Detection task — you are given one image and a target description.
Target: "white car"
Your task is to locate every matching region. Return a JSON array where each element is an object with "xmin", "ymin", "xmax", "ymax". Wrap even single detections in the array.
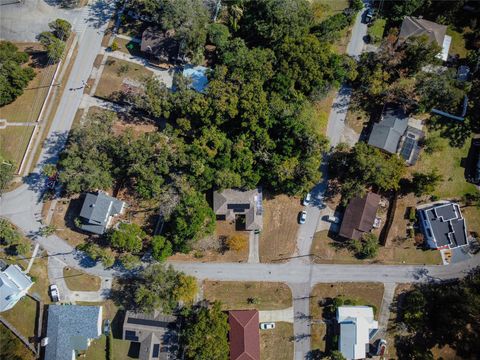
[
  {"xmin": 49, "ymin": 284, "xmax": 60, "ymax": 302},
  {"xmin": 260, "ymin": 322, "xmax": 275, "ymax": 330},
  {"xmin": 302, "ymin": 193, "xmax": 312, "ymax": 206},
  {"xmin": 299, "ymin": 211, "xmax": 307, "ymax": 224},
  {"xmin": 326, "ymin": 215, "xmax": 340, "ymax": 224}
]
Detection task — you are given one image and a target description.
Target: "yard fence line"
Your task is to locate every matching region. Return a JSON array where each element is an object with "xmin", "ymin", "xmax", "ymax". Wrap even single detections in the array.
[
  {"xmin": 0, "ymin": 315, "xmax": 38, "ymax": 355},
  {"xmin": 17, "ymin": 34, "xmax": 78, "ymax": 176}
]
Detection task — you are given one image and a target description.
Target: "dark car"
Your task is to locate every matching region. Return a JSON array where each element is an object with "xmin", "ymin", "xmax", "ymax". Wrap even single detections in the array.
[{"xmin": 364, "ymin": 8, "xmax": 375, "ymax": 24}]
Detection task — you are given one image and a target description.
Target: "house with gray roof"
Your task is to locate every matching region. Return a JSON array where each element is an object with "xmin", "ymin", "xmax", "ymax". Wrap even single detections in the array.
[
  {"xmin": 418, "ymin": 202, "xmax": 468, "ymax": 249},
  {"xmin": 399, "ymin": 16, "xmax": 451, "ymax": 61},
  {"xmin": 79, "ymin": 192, "xmax": 125, "ymax": 235},
  {"xmin": 0, "ymin": 263, "xmax": 34, "ymax": 312},
  {"xmin": 44, "ymin": 305, "xmax": 102, "ymax": 360},
  {"xmin": 368, "ymin": 106, "xmax": 424, "ymax": 166},
  {"xmin": 123, "ymin": 311, "xmax": 177, "ymax": 360},
  {"xmin": 213, "ymin": 188, "xmax": 263, "ymax": 231}
]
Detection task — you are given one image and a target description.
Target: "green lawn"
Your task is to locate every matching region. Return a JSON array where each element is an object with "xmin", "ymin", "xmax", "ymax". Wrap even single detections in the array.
[
  {"xmin": 368, "ymin": 18, "xmax": 386, "ymax": 44},
  {"xmin": 95, "ymin": 57, "xmax": 153, "ymax": 100},
  {"xmin": 311, "ymin": 0, "xmax": 350, "ymax": 23},
  {"xmin": 0, "ymin": 125, "xmax": 35, "ymax": 170},
  {"xmin": 446, "ymin": 27, "xmax": 468, "ymax": 58},
  {"xmin": 84, "ymin": 335, "xmax": 106, "ymax": 359},
  {"xmin": 114, "ymin": 37, "xmax": 142, "ymax": 57},
  {"xmin": 2, "ymin": 296, "xmax": 37, "ymax": 339}
]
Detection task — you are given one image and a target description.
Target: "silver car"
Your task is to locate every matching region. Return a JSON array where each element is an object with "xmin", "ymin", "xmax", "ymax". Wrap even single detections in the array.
[{"xmin": 299, "ymin": 211, "xmax": 307, "ymax": 224}]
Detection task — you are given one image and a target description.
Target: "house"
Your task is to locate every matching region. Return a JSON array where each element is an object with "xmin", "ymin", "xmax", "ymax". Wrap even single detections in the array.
[
  {"xmin": 229, "ymin": 310, "xmax": 260, "ymax": 360},
  {"xmin": 78, "ymin": 192, "xmax": 125, "ymax": 235},
  {"xmin": 182, "ymin": 65, "xmax": 209, "ymax": 92},
  {"xmin": 418, "ymin": 202, "xmax": 468, "ymax": 249},
  {"xmin": 44, "ymin": 305, "xmax": 102, "ymax": 360},
  {"xmin": 122, "ymin": 311, "xmax": 177, "ymax": 360},
  {"xmin": 398, "ymin": 16, "xmax": 451, "ymax": 61},
  {"xmin": 368, "ymin": 106, "xmax": 424, "ymax": 166},
  {"xmin": 213, "ymin": 188, "xmax": 263, "ymax": 231},
  {"xmin": 465, "ymin": 136, "xmax": 480, "ymax": 184},
  {"xmin": 0, "ymin": 263, "xmax": 34, "ymax": 312},
  {"xmin": 339, "ymin": 193, "xmax": 381, "ymax": 240},
  {"xmin": 141, "ymin": 27, "xmax": 181, "ymax": 66},
  {"xmin": 337, "ymin": 306, "xmax": 378, "ymax": 360}
]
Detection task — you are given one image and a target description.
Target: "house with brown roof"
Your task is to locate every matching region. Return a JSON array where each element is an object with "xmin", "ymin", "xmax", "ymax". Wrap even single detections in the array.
[
  {"xmin": 122, "ymin": 311, "xmax": 177, "ymax": 360},
  {"xmin": 398, "ymin": 16, "xmax": 451, "ymax": 61},
  {"xmin": 339, "ymin": 193, "xmax": 381, "ymax": 240},
  {"xmin": 213, "ymin": 188, "xmax": 263, "ymax": 231},
  {"xmin": 229, "ymin": 310, "xmax": 260, "ymax": 360},
  {"xmin": 140, "ymin": 27, "xmax": 182, "ymax": 66}
]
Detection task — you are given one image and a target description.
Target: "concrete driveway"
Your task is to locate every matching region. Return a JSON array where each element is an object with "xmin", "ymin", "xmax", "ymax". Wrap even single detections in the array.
[{"xmin": 259, "ymin": 307, "xmax": 294, "ymax": 323}]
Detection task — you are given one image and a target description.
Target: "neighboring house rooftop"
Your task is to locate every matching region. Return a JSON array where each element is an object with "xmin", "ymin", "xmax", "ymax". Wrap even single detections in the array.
[
  {"xmin": 418, "ymin": 202, "xmax": 468, "ymax": 249},
  {"xmin": 79, "ymin": 192, "xmax": 125, "ymax": 235},
  {"xmin": 337, "ymin": 306, "xmax": 378, "ymax": 360},
  {"xmin": 339, "ymin": 193, "xmax": 381, "ymax": 240},
  {"xmin": 182, "ymin": 65, "xmax": 209, "ymax": 92},
  {"xmin": 398, "ymin": 16, "xmax": 451, "ymax": 61},
  {"xmin": 123, "ymin": 311, "xmax": 177, "ymax": 360},
  {"xmin": 213, "ymin": 188, "xmax": 263, "ymax": 231},
  {"xmin": 44, "ymin": 305, "xmax": 102, "ymax": 360},
  {"xmin": 465, "ymin": 137, "xmax": 480, "ymax": 184},
  {"xmin": 0, "ymin": 264, "xmax": 33, "ymax": 312},
  {"xmin": 141, "ymin": 27, "xmax": 181, "ymax": 64},
  {"xmin": 229, "ymin": 310, "xmax": 260, "ymax": 360}
]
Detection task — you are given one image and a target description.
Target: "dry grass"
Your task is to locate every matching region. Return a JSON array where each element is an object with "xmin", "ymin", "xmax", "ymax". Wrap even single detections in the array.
[
  {"xmin": 310, "ymin": 282, "xmax": 384, "ymax": 352},
  {"xmin": 204, "ymin": 281, "xmax": 292, "ymax": 311},
  {"xmin": 313, "ymin": 89, "xmax": 337, "ymax": 136},
  {"xmin": 259, "ymin": 194, "xmax": 303, "ymax": 263},
  {"xmin": 0, "ymin": 324, "xmax": 35, "ymax": 360},
  {"xmin": 345, "ymin": 107, "xmax": 369, "ymax": 135},
  {"xmin": 0, "ymin": 125, "xmax": 35, "ymax": 169},
  {"xmin": 2, "ymin": 295, "xmax": 37, "ymax": 339},
  {"xmin": 311, "ymin": 230, "xmax": 441, "ymax": 265},
  {"xmin": 114, "ymin": 37, "xmax": 142, "ymax": 56},
  {"xmin": 95, "ymin": 57, "xmax": 153, "ymax": 100},
  {"xmin": 29, "ymin": 256, "xmax": 51, "ymax": 303},
  {"xmin": 63, "ymin": 267, "xmax": 101, "ymax": 292},
  {"xmin": 50, "ymin": 196, "xmax": 90, "ymax": 248},
  {"xmin": 311, "ymin": 0, "xmax": 350, "ymax": 23},
  {"xmin": 84, "ymin": 334, "xmax": 106, "ymax": 359},
  {"xmin": 462, "ymin": 206, "xmax": 480, "ymax": 235},
  {"xmin": 260, "ymin": 322, "xmax": 294, "ymax": 360}
]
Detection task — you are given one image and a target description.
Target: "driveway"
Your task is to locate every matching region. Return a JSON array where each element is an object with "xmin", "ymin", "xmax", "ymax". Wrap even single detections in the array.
[{"xmin": 259, "ymin": 307, "xmax": 294, "ymax": 323}]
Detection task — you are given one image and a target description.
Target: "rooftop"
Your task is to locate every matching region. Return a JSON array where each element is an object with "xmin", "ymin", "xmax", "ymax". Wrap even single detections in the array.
[
  {"xmin": 79, "ymin": 192, "xmax": 125, "ymax": 234},
  {"xmin": 229, "ymin": 310, "xmax": 260, "ymax": 360},
  {"xmin": 368, "ymin": 107, "xmax": 409, "ymax": 154},
  {"xmin": 339, "ymin": 193, "xmax": 381, "ymax": 240},
  {"xmin": 44, "ymin": 305, "xmax": 102, "ymax": 360},
  {"xmin": 141, "ymin": 27, "xmax": 181, "ymax": 63},
  {"xmin": 0, "ymin": 264, "xmax": 34, "ymax": 312}
]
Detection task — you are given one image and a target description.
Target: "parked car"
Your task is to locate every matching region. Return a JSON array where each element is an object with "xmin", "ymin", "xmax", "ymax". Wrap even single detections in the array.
[
  {"xmin": 299, "ymin": 211, "xmax": 307, "ymax": 224},
  {"xmin": 325, "ymin": 215, "xmax": 340, "ymax": 224},
  {"xmin": 364, "ymin": 7, "xmax": 375, "ymax": 24},
  {"xmin": 260, "ymin": 322, "xmax": 275, "ymax": 330},
  {"xmin": 303, "ymin": 193, "xmax": 312, "ymax": 206},
  {"xmin": 104, "ymin": 319, "xmax": 110, "ymax": 335},
  {"xmin": 49, "ymin": 284, "xmax": 60, "ymax": 302}
]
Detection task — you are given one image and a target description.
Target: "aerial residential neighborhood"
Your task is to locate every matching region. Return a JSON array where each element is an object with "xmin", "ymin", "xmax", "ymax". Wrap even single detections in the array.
[{"xmin": 0, "ymin": 0, "xmax": 480, "ymax": 360}]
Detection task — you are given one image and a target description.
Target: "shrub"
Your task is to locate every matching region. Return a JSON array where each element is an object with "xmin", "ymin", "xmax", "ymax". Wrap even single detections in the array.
[
  {"xmin": 151, "ymin": 235, "xmax": 173, "ymax": 262},
  {"xmin": 226, "ymin": 235, "xmax": 248, "ymax": 252},
  {"xmin": 409, "ymin": 207, "xmax": 416, "ymax": 222},
  {"xmin": 110, "ymin": 39, "xmax": 119, "ymax": 52}
]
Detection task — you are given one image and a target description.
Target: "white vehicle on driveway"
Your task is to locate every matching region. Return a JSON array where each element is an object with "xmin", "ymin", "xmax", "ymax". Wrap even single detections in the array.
[
  {"xmin": 49, "ymin": 284, "xmax": 60, "ymax": 302},
  {"xmin": 302, "ymin": 193, "xmax": 312, "ymax": 206},
  {"xmin": 299, "ymin": 211, "xmax": 307, "ymax": 224},
  {"xmin": 325, "ymin": 215, "xmax": 340, "ymax": 224},
  {"xmin": 260, "ymin": 322, "xmax": 275, "ymax": 330}
]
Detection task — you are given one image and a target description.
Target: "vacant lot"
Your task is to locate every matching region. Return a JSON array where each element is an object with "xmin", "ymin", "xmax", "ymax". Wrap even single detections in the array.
[
  {"xmin": 204, "ymin": 281, "xmax": 292, "ymax": 310},
  {"xmin": 2, "ymin": 295, "xmax": 37, "ymax": 339},
  {"xmin": 259, "ymin": 194, "xmax": 303, "ymax": 262},
  {"xmin": 311, "ymin": 0, "xmax": 350, "ymax": 23},
  {"xmin": 313, "ymin": 89, "xmax": 337, "ymax": 136},
  {"xmin": 95, "ymin": 57, "xmax": 153, "ymax": 100},
  {"xmin": 310, "ymin": 282, "xmax": 384, "ymax": 352},
  {"xmin": 368, "ymin": 18, "xmax": 386, "ymax": 44},
  {"xmin": 261, "ymin": 322, "xmax": 294, "ymax": 360},
  {"xmin": 311, "ymin": 230, "xmax": 441, "ymax": 265},
  {"xmin": 63, "ymin": 267, "xmax": 101, "ymax": 292},
  {"xmin": 0, "ymin": 125, "xmax": 35, "ymax": 169}
]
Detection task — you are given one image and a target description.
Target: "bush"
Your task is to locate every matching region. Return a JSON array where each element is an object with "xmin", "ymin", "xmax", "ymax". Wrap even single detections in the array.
[
  {"xmin": 119, "ymin": 253, "xmax": 141, "ymax": 270},
  {"xmin": 349, "ymin": 233, "xmax": 379, "ymax": 259},
  {"xmin": 409, "ymin": 207, "xmax": 416, "ymax": 222},
  {"xmin": 0, "ymin": 219, "xmax": 21, "ymax": 245},
  {"xmin": 117, "ymin": 63, "xmax": 130, "ymax": 76},
  {"xmin": 15, "ymin": 243, "xmax": 30, "ymax": 256},
  {"xmin": 226, "ymin": 235, "xmax": 248, "ymax": 252},
  {"xmin": 151, "ymin": 235, "xmax": 173, "ymax": 262},
  {"xmin": 313, "ymin": 13, "xmax": 353, "ymax": 42},
  {"xmin": 109, "ymin": 223, "xmax": 146, "ymax": 253},
  {"xmin": 110, "ymin": 39, "xmax": 119, "ymax": 52}
]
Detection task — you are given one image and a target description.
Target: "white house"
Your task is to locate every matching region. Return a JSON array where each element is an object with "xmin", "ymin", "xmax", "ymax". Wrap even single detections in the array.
[
  {"xmin": 337, "ymin": 306, "xmax": 378, "ymax": 360},
  {"xmin": 0, "ymin": 264, "xmax": 34, "ymax": 312}
]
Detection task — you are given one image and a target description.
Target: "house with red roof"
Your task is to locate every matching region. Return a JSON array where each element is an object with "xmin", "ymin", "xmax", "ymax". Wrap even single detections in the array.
[{"xmin": 228, "ymin": 310, "xmax": 260, "ymax": 360}]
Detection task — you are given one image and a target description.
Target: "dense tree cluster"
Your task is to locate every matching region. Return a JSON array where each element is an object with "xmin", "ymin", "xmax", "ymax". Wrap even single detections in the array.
[
  {"xmin": 397, "ymin": 268, "xmax": 480, "ymax": 358},
  {"xmin": 38, "ymin": 19, "xmax": 71, "ymax": 63},
  {"xmin": 0, "ymin": 41, "xmax": 35, "ymax": 107}
]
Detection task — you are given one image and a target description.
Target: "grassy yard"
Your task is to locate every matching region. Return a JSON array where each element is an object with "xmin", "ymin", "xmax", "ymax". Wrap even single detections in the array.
[
  {"xmin": 412, "ymin": 132, "xmax": 478, "ymax": 199},
  {"xmin": 63, "ymin": 267, "xmax": 101, "ymax": 292},
  {"xmin": 310, "ymin": 282, "xmax": 384, "ymax": 352},
  {"xmin": 50, "ymin": 196, "xmax": 90, "ymax": 248},
  {"xmin": 29, "ymin": 256, "xmax": 51, "ymax": 303},
  {"xmin": 311, "ymin": 0, "xmax": 350, "ymax": 23},
  {"xmin": 345, "ymin": 106, "xmax": 369, "ymax": 135},
  {"xmin": 260, "ymin": 322, "xmax": 294, "ymax": 360},
  {"xmin": 114, "ymin": 37, "xmax": 142, "ymax": 57},
  {"xmin": 313, "ymin": 89, "xmax": 337, "ymax": 136},
  {"xmin": 368, "ymin": 18, "xmax": 386, "ymax": 44},
  {"xmin": 311, "ymin": 230, "xmax": 442, "ymax": 265},
  {"xmin": 0, "ymin": 324, "xmax": 35, "ymax": 360},
  {"xmin": 2, "ymin": 295, "xmax": 37, "ymax": 339},
  {"xmin": 95, "ymin": 57, "xmax": 153, "ymax": 100},
  {"xmin": 84, "ymin": 334, "xmax": 106, "ymax": 359},
  {"xmin": 0, "ymin": 125, "xmax": 34, "ymax": 169},
  {"xmin": 204, "ymin": 281, "xmax": 292, "ymax": 310},
  {"xmin": 446, "ymin": 27, "xmax": 468, "ymax": 58},
  {"xmin": 259, "ymin": 194, "xmax": 303, "ymax": 262}
]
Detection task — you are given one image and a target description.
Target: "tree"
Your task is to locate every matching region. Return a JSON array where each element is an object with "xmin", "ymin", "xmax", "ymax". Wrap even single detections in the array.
[
  {"xmin": 14, "ymin": 242, "xmax": 30, "ymax": 256},
  {"xmin": 0, "ymin": 157, "xmax": 15, "ymax": 195},
  {"xmin": 349, "ymin": 233, "xmax": 379, "ymax": 259},
  {"xmin": 119, "ymin": 253, "xmax": 141, "ymax": 270},
  {"xmin": 39, "ymin": 224, "xmax": 56, "ymax": 236},
  {"xmin": 172, "ymin": 274, "xmax": 198, "ymax": 304},
  {"xmin": 38, "ymin": 32, "xmax": 65, "ymax": 63},
  {"xmin": 226, "ymin": 234, "xmax": 248, "ymax": 251},
  {"xmin": 0, "ymin": 41, "xmax": 35, "ymax": 106},
  {"xmin": 411, "ymin": 169, "xmax": 443, "ymax": 197},
  {"xmin": 48, "ymin": 19, "xmax": 72, "ymax": 41},
  {"xmin": 327, "ymin": 350, "xmax": 347, "ymax": 360},
  {"xmin": 151, "ymin": 235, "xmax": 173, "ymax": 261},
  {"xmin": 110, "ymin": 223, "xmax": 146, "ymax": 253},
  {"xmin": 179, "ymin": 302, "xmax": 229, "ymax": 360},
  {"xmin": 41, "ymin": 163, "xmax": 57, "ymax": 178},
  {"xmin": 207, "ymin": 23, "xmax": 230, "ymax": 49},
  {"xmin": 422, "ymin": 134, "xmax": 445, "ymax": 154},
  {"xmin": 0, "ymin": 219, "xmax": 21, "ymax": 245}
]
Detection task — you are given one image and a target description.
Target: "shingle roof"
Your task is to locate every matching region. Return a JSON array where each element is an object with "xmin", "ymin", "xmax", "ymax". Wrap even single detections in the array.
[
  {"xmin": 421, "ymin": 203, "xmax": 467, "ymax": 248},
  {"xmin": 79, "ymin": 192, "xmax": 125, "ymax": 235},
  {"xmin": 44, "ymin": 305, "xmax": 102, "ymax": 360},
  {"xmin": 368, "ymin": 107, "xmax": 408, "ymax": 154},
  {"xmin": 339, "ymin": 193, "xmax": 381, "ymax": 240},
  {"xmin": 399, "ymin": 16, "xmax": 447, "ymax": 47},
  {"xmin": 0, "ymin": 265, "xmax": 33, "ymax": 312},
  {"xmin": 141, "ymin": 27, "xmax": 180, "ymax": 63},
  {"xmin": 229, "ymin": 310, "xmax": 260, "ymax": 360}
]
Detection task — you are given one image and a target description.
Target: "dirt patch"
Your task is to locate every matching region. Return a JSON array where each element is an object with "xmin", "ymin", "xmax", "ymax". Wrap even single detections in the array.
[
  {"xmin": 259, "ymin": 194, "xmax": 303, "ymax": 263},
  {"xmin": 63, "ymin": 267, "xmax": 101, "ymax": 292},
  {"xmin": 260, "ymin": 322, "xmax": 294, "ymax": 360},
  {"xmin": 203, "ymin": 281, "xmax": 292, "ymax": 311},
  {"xmin": 310, "ymin": 282, "xmax": 384, "ymax": 353},
  {"xmin": 111, "ymin": 119, "xmax": 157, "ymax": 136},
  {"xmin": 345, "ymin": 107, "xmax": 369, "ymax": 135}
]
